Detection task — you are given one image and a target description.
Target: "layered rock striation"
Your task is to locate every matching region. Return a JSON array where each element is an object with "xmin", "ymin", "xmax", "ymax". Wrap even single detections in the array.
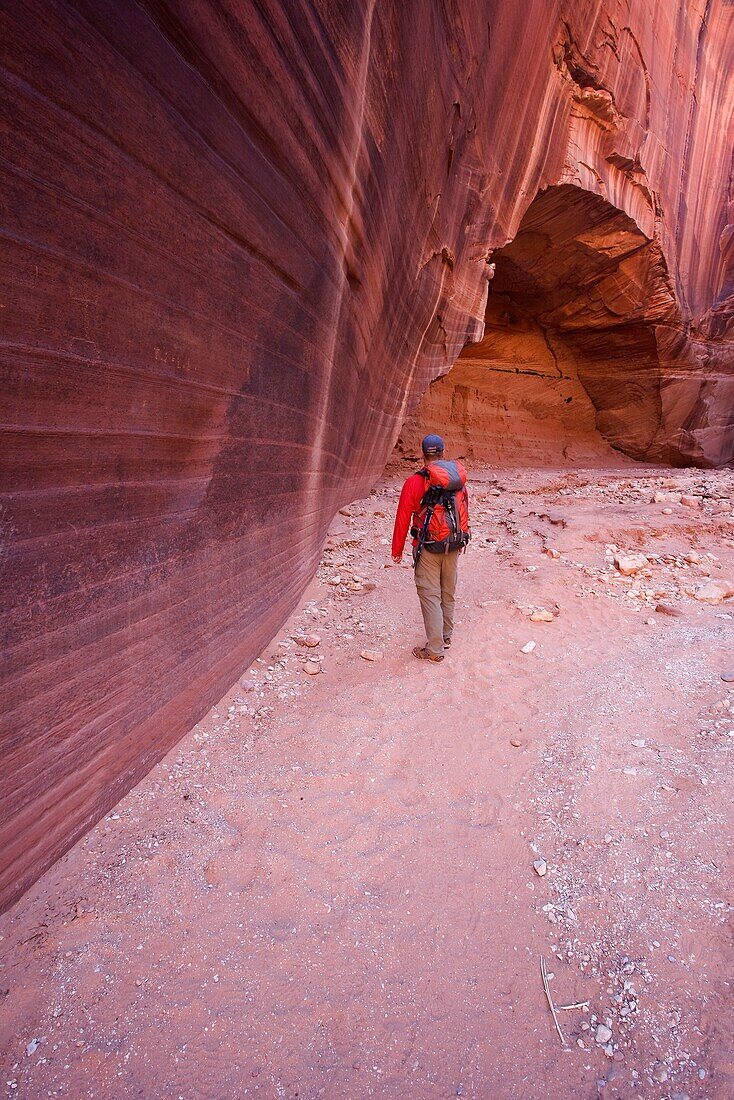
[{"xmin": 1, "ymin": 0, "xmax": 732, "ymax": 909}]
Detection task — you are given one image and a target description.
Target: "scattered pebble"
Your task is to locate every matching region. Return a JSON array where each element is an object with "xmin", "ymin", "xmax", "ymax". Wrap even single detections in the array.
[
  {"xmin": 530, "ymin": 609, "xmax": 554, "ymax": 623},
  {"xmin": 532, "ymin": 859, "xmax": 547, "ymax": 877},
  {"xmin": 521, "ymin": 641, "xmax": 536, "ymax": 654}
]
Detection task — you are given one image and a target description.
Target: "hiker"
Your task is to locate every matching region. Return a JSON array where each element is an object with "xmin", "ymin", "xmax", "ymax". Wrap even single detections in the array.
[{"xmin": 391, "ymin": 434, "xmax": 470, "ymax": 662}]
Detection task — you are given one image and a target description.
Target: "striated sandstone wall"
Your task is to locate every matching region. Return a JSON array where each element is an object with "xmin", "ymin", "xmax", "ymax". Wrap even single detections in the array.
[{"xmin": 1, "ymin": 0, "xmax": 733, "ymax": 909}]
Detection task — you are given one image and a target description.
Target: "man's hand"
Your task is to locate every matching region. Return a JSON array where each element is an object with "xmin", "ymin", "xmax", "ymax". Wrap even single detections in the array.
[{"xmin": 392, "ymin": 554, "xmax": 402, "ymax": 564}]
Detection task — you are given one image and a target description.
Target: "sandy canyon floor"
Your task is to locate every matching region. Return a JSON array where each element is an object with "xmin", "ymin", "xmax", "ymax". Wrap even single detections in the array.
[{"xmin": 1, "ymin": 462, "xmax": 733, "ymax": 1099}]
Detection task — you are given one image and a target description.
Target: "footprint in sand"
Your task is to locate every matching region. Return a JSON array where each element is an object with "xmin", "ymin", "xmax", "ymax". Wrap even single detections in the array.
[{"xmin": 465, "ymin": 790, "xmax": 504, "ymax": 829}]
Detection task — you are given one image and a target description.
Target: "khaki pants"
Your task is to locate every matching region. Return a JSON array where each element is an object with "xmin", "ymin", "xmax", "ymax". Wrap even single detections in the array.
[{"xmin": 414, "ymin": 549, "xmax": 459, "ymax": 657}]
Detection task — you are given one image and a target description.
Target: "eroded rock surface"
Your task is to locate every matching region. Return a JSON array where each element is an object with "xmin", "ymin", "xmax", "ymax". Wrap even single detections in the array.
[{"xmin": 1, "ymin": 1, "xmax": 733, "ymax": 908}]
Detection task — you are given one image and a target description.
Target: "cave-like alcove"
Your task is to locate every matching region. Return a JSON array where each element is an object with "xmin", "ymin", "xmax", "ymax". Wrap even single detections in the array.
[{"xmin": 399, "ymin": 184, "xmax": 677, "ymax": 466}]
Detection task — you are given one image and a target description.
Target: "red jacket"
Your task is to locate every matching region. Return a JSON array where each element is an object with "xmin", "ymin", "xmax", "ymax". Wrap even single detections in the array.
[{"xmin": 392, "ymin": 470, "xmax": 471, "ymax": 558}]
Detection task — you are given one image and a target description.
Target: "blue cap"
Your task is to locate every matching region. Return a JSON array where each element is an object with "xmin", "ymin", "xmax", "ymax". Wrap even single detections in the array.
[{"xmin": 421, "ymin": 433, "xmax": 444, "ymax": 455}]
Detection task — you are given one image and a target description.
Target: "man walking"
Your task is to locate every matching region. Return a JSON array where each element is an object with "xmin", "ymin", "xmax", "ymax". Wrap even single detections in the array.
[{"xmin": 391, "ymin": 434, "xmax": 470, "ymax": 663}]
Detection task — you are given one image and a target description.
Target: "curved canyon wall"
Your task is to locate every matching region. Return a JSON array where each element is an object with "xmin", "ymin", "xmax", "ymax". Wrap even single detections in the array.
[{"xmin": 1, "ymin": 0, "xmax": 732, "ymax": 910}]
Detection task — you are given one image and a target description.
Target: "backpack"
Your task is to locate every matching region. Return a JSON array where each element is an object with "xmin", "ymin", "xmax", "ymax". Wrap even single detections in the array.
[{"xmin": 412, "ymin": 460, "xmax": 470, "ymax": 556}]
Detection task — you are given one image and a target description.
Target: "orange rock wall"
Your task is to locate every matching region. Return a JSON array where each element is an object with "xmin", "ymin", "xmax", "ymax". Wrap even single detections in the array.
[{"xmin": 1, "ymin": 0, "xmax": 732, "ymax": 909}]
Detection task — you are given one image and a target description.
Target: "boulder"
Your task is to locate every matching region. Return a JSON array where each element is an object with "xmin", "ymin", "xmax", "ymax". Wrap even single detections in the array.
[
  {"xmin": 693, "ymin": 581, "xmax": 734, "ymax": 604},
  {"xmin": 614, "ymin": 552, "xmax": 649, "ymax": 576}
]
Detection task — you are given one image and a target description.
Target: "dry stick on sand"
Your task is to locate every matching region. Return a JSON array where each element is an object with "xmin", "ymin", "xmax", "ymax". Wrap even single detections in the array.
[
  {"xmin": 540, "ymin": 955, "xmax": 566, "ymax": 1046},
  {"xmin": 557, "ymin": 1000, "xmax": 590, "ymax": 1011}
]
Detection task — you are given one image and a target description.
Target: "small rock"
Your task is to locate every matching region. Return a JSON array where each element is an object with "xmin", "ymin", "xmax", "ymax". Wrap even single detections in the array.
[
  {"xmin": 360, "ymin": 650, "xmax": 381, "ymax": 662},
  {"xmin": 530, "ymin": 609, "xmax": 554, "ymax": 623},
  {"xmin": 721, "ymin": 671, "xmax": 734, "ymax": 683},
  {"xmin": 595, "ymin": 1024, "xmax": 613, "ymax": 1045},
  {"xmin": 545, "ymin": 547, "xmax": 561, "ymax": 559},
  {"xmin": 693, "ymin": 579, "xmax": 733, "ymax": 604},
  {"xmin": 684, "ymin": 550, "xmax": 702, "ymax": 564},
  {"xmin": 510, "ymin": 738, "xmax": 522, "ymax": 747},
  {"xmin": 26, "ymin": 1038, "xmax": 41, "ymax": 1056},
  {"xmin": 662, "ymin": 507, "xmax": 673, "ymax": 515},
  {"xmin": 303, "ymin": 661, "xmax": 321, "ymax": 676},
  {"xmin": 532, "ymin": 859, "xmax": 547, "ymax": 877},
  {"xmin": 613, "ymin": 552, "xmax": 648, "ymax": 576},
  {"xmin": 680, "ymin": 495, "xmax": 700, "ymax": 508},
  {"xmin": 655, "ymin": 602, "xmax": 683, "ymax": 617},
  {"xmin": 631, "ymin": 738, "xmax": 646, "ymax": 748},
  {"xmin": 521, "ymin": 641, "xmax": 536, "ymax": 654},
  {"xmin": 301, "ymin": 634, "xmax": 321, "ymax": 648}
]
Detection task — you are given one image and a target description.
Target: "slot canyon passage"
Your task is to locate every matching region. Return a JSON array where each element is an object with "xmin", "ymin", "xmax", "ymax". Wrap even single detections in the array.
[{"xmin": 1, "ymin": 1, "xmax": 734, "ymax": 1098}]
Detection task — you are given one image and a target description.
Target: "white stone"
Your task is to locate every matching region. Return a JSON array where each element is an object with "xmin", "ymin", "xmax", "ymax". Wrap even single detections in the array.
[{"xmin": 613, "ymin": 552, "xmax": 648, "ymax": 576}]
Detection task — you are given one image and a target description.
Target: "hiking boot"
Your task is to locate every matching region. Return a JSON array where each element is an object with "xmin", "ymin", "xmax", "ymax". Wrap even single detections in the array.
[{"xmin": 412, "ymin": 646, "xmax": 444, "ymax": 663}]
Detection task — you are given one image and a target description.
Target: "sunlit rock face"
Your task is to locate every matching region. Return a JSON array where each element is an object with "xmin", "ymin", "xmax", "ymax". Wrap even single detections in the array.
[
  {"xmin": 1, "ymin": 1, "xmax": 732, "ymax": 909},
  {"xmin": 401, "ymin": 4, "xmax": 734, "ymax": 468},
  {"xmin": 402, "ymin": 183, "xmax": 734, "ymax": 467}
]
